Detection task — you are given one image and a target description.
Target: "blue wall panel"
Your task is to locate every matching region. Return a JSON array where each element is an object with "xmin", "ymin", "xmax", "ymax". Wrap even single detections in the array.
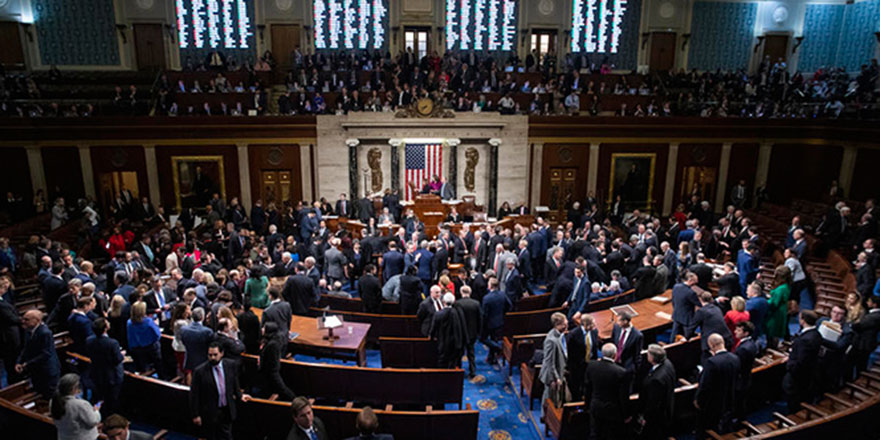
[
  {"xmin": 837, "ymin": 0, "xmax": 880, "ymax": 72},
  {"xmin": 798, "ymin": 4, "xmax": 845, "ymax": 73},
  {"xmin": 32, "ymin": 0, "xmax": 120, "ymax": 66},
  {"xmin": 688, "ymin": 1, "xmax": 758, "ymax": 71}
]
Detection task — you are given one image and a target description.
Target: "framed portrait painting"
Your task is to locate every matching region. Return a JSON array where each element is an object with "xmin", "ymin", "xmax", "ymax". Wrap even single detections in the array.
[
  {"xmin": 609, "ymin": 153, "xmax": 656, "ymax": 212},
  {"xmin": 171, "ymin": 156, "xmax": 226, "ymax": 211}
]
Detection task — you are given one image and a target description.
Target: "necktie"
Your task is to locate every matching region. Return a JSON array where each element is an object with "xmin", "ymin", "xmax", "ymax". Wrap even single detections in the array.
[
  {"xmin": 214, "ymin": 365, "xmax": 226, "ymax": 407},
  {"xmin": 560, "ymin": 333, "xmax": 567, "ymax": 356},
  {"xmin": 308, "ymin": 428, "xmax": 318, "ymax": 440},
  {"xmin": 435, "ymin": 299, "xmax": 442, "ymax": 311},
  {"xmin": 494, "ymin": 255, "xmax": 500, "ymax": 274},
  {"xmin": 585, "ymin": 332, "xmax": 592, "ymax": 362},
  {"xmin": 616, "ymin": 329, "xmax": 626, "ymax": 362}
]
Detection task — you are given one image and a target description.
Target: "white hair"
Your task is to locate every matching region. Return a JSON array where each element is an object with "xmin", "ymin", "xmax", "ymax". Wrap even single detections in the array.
[{"xmin": 443, "ymin": 293, "xmax": 455, "ymax": 305}]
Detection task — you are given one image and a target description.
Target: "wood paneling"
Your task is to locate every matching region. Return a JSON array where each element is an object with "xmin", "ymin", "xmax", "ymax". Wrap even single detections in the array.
[
  {"xmin": 673, "ymin": 143, "xmax": 722, "ymax": 207},
  {"xmin": 0, "ymin": 22, "xmax": 25, "ymax": 68},
  {"xmin": 767, "ymin": 144, "xmax": 842, "ymax": 204},
  {"xmin": 89, "ymin": 145, "xmax": 149, "ymax": 211},
  {"xmin": 248, "ymin": 144, "xmax": 303, "ymax": 205},
  {"xmin": 597, "ymin": 143, "xmax": 668, "ymax": 215},
  {"xmin": 649, "ymin": 32, "xmax": 676, "ymax": 72},
  {"xmin": 850, "ymin": 148, "xmax": 880, "ymax": 202},
  {"xmin": 41, "ymin": 146, "xmax": 84, "ymax": 200},
  {"xmin": 271, "ymin": 24, "xmax": 301, "ymax": 70},
  {"xmin": 762, "ymin": 35, "xmax": 789, "ymax": 64},
  {"xmin": 133, "ymin": 23, "xmax": 166, "ymax": 71},
  {"xmin": 154, "ymin": 145, "xmax": 240, "ymax": 211},
  {"xmin": 726, "ymin": 143, "xmax": 759, "ymax": 207},
  {"xmin": 0, "ymin": 147, "xmax": 32, "ymax": 202},
  {"xmin": 540, "ymin": 144, "xmax": 590, "ymax": 207}
]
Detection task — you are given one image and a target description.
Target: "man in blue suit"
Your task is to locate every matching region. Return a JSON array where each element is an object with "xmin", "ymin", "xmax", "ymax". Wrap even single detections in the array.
[
  {"xmin": 737, "ymin": 241, "xmax": 759, "ymax": 293},
  {"xmin": 671, "ymin": 273, "xmax": 701, "ymax": 340},
  {"xmin": 381, "ymin": 242, "xmax": 405, "ymax": 281},
  {"xmin": 526, "ymin": 226, "xmax": 545, "ymax": 282},
  {"xmin": 564, "ymin": 266, "xmax": 591, "ymax": 319},
  {"xmin": 299, "ymin": 209, "xmax": 318, "ymax": 244},
  {"xmin": 16, "ymin": 310, "xmax": 60, "ymax": 398},
  {"xmin": 414, "ymin": 243, "xmax": 434, "ymax": 294},
  {"xmin": 179, "ymin": 308, "xmax": 215, "ymax": 372},
  {"xmin": 86, "ymin": 317, "xmax": 124, "ymax": 416},
  {"xmin": 67, "ymin": 296, "xmax": 95, "ymax": 355},
  {"xmin": 481, "ymin": 279, "xmax": 511, "ymax": 364}
]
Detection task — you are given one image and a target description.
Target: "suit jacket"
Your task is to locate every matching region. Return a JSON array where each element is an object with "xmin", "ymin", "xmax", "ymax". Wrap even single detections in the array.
[
  {"xmin": 41, "ymin": 275, "xmax": 67, "ymax": 315},
  {"xmin": 180, "ymin": 322, "xmax": 215, "ymax": 371},
  {"xmin": 17, "ymin": 323, "xmax": 60, "ymax": 380},
  {"xmin": 565, "ymin": 276, "xmax": 591, "ymax": 318},
  {"xmin": 335, "ymin": 200, "xmax": 351, "ymax": 217},
  {"xmin": 417, "ymin": 297, "xmax": 441, "ymax": 337},
  {"xmin": 144, "ymin": 288, "xmax": 178, "ymax": 322},
  {"xmin": 67, "ymin": 312, "xmax": 94, "ymax": 354},
  {"xmin": 640, "ymin": 359, "xmax": 676, "ymax": 423},
  {"xmin": 358, "ymin": 274, "xmax": 383, "ymax": 313},
  {"xmin": 440, "ymin": 182, "xmax": 455, "ymax": 200},
  {"xmin": 283, "ymin": 274, "xmax": 317, "ymax": 316},
  {"xmin": 481, "ymin": 290, "xmax": 511, "ymax": 331},
  {"xmin": 734, "ymin": 337, "xmax": 758, "ymax": 391},
  {"xmin": 286, "ymin": 418, "xmax": 329, "ymax": 440},
  {"xmin": 694, "ymin": 303, "xmax": 733, "ymax": 351},
  {"xmin": 736, "ymin": 251, "xmax": 758, "ymax": 292},
  {"xmin": 539, "ymin": 328, "xmax": 567, "ymax": 386},
  {"xmin": 398, "ymin": 275, "xmax": 424, "ymax": 315},
  {"xmin": 610, "ymin": 324, "xmax": 643, "ymax": 374},
  {"xmin": 382, "ymin": 251, "xmax": 405, "ymax": 281},
  {"xmin": 85, "ymin": 334, "xmax": 124, "ymax": 388},
  {"xmin": 454, "ymin": 297, "xmax": 482, "ymax": 343},
  {"xmin": 567, "ymin": 325, "xmax": 600, "ymax": 397},
  {"xmin": 262, "ymin": 300, "xmax": 292, "ymax": 333},
  {"xmin": 853, "ymin": 310, "xmax": 880, "ymax": 352},
  {"xmin": 324, "ymin": 247, "xmax": 348, "ymax": 280},
  {"xmin": 503, "ymin": 268, "xmax": 523, "ymax": 303},
  {"xmin": 189, "ymin": 358, "xmax": 242, "ymax": 422},
  {"xmin": 715, "ymin": 273, "xmax": 740, "ymax": 299},
  {"xmin": 783, "ymin": 328, "xmax": 822, "ymax": 396},
  {"xmin": 696, "ymin": 351, "xmax": 740, "ymax": 418},
  {"xmin": 671, "ymin": 283, "xmax": 700, "ymax": 328},
  {"xmin": 584, "ymin": 359, "xmax": 630, "ymax": 422}
]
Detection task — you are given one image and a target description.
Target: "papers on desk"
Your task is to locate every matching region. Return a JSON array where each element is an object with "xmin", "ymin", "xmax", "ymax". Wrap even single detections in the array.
[
  {"xmin": 819, "ymin": 321, "xmax": 842, "ymax": 343},
  {"xmin": 319, "ymin": 315, "xmax": 343, "ymax": 330},
  {"xmin": 651, "ymin": 295, "xmax": 671, "ymax": 304},
  {"xmin": 288, "ymin": 331, "xmax": 300, "ymax": 341},
  {"xmin": 611, "ymin": 305, "xmax": 638, "ymax": 317},
  {"xmin": 655, "ymin": 311, "xmax": 672, "ymax": 321}
]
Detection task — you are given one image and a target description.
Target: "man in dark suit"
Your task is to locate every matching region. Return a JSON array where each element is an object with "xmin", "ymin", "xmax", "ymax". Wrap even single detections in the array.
[
  {"xmin": 688, "ymin": 254, "xmax": 714, "ymax": 290},
  {"xmin": 694, "ymin": 291, "xmax": 733, "ymax": 363},
  {"xmin": 381, "ymin": 242, "xmax": 405, "ymax": 281},
  {"xmin": 357, "ymin": 195, "xmax": 375, "ymax": 224},
  {"xmin": 16, "ymin": 310, "xmax": 60, "ymax": 398},
  {"xmin": 783, "ymin": 310, "xmax": 822, "ymax": 413},
  {"xmin": 189, "ymin": 342, "xmax": 248, "ymax": 440},
  {"xmin": 102, "ymin": 414, "xmax": 154, "ymax": 440},
  {"xmin": 358, "ymin": 264, "xmax": 383, "ymax": 313},
  {"xmin": 67, "ymin": 296, "xmax": 95, "ymax": 355},
  {"xmin": 736, "ymin": 242, "xmax": 758, "ymax": 293},
  {"xmin": 584, "ymin": 343, "xmax": 631, "ymax": 440},
  {"xmin": 567, "ymin": 313, "xmax": 600, "ymax": 401},
  {"xmin": 283, "ymin": 264, "xmax": 318, "ymax": 316},
  {"xmin": 144, "ymin": 276, "xmax": 177, "ymax": 327},
  {"xmin": 0, "ymin": 292, "xmax": 21, "ymax": 385},
  {"xmin": 86, "ymin": 318, "xmax": 124, "ymax": 416},
  {"xmin": 455, "ymin": 286, "xmax": 482, "ymax": 378},
  {"xmin": 180, "ymin": 308, "xmax": 216, "ymax": 372},
  {"xmin": 639, "ymin": 344, "xmax": 676, "ymax": 440},
  {"xmin": 502, "ymin": 259, "xmax": 523, "ymax": 305},
  {"xmin": 733, "ymin": 321, "xmax": 758, "ymax": 419},
  {"xmin": 287, "ymin": 396, "xmax": 329, "ymax": 440},
  {"xmin": 481, "ymin": 279, "xmax": 510, "ymax": 364},
  {"xmin": 695, "ymin": 333, "xmax": 740, "ymax": 439},
  {"xmin": 610, "ymin": 311, "xmax": 643, "ymax": 377},
  {"xmin": 671, "ymin": 272, "xmax": 701, "ymax": 340},
  {"xmin": 417, "ymin": 286, "xmax": 444, "ymax": 337},
  {"xmin": 261, "ymin": 287, "xmax": 292, "ymax": 334},
  {"xmin": 715, "ymin": 262, "xmax": 741, "ymax": 300},
  {"xmin": 335, "ymin": 193, "xmax": 351, "ymax": 217},
  {"xmin": 41, "ymin": 263, "xmax": 67, "ymax": 317},
  {"xmin": 563, "ymin": 266, "xmax": 590, "ymax": 319}
]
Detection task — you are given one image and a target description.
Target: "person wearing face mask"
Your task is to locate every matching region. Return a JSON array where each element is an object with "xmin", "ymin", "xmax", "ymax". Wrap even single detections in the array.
[{"xmin": 189, "ymin": 342, "xmax": 251, "ymax": 440}]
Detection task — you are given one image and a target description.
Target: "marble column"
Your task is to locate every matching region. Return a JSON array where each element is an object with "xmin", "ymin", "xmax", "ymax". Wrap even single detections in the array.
[
  {"xmin": 346, "ymin": 138, "xmax": 360, "ymax": 198},
  {"xmin": 389, "ymin": 139, "xmax": 402, "ymax": 193},
  {"xmin": 839, "ymin": 145, "xmax": 858, "ymax": 198},
  {"xmin": 587, "ymin": 142, "xmax": 600, "ymax": 198},
  {"xmin": 300, "ymin": 144, "xmax": 313, "ymax": 202},
  {"xmin": 488, "ymin": 138, "xmax": 501, "ymax": 216},
  {"xmin": 447, "ymin": 138, "xmax": 461, "ymax": 198},
  {"xmin": 755, "ymin": 142, "xmax": 773, "ymax": 194},
  {"xmin": 24, "ymin": 146, "xmax": 47, "ymax": 198},
  {"xmin": 714, "ymin": 143, "xmax": 733, "ymax": 213},
  {"xmin": 77, "ymin": 145, "xmax": 96, "ymax": 200},
  {"xmin": 235, "ymin": 143, "xmax": 252, "ymax": 210},
  {"xmin": 662, "ymin": 143, "xmax": 679, "ymax": 216},
  {"xmin": 530, "ymin": 142, "xmax": 544, "ymax": 208},
  {"xmin": 143, "ymin": 144, "xmax": 162, "ymax": 207}
]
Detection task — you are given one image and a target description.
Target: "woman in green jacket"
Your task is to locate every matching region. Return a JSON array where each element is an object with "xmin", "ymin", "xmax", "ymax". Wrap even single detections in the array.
[
  {"xmin": 766, "ymin": 265, "xmax": 792, "ymax": 347},
  {"xmin": 245, "ymin": 266, "xmax": 270, "ymax": 308}
]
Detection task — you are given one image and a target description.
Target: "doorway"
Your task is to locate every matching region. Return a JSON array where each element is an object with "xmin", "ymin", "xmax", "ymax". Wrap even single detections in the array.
[
  {"xmin": 271, "ymin": 24, "xmax": 302, "ymax": 69},
  {"xmin": 679, "ymin": 166, "xmax": 717, "ymax": 206},
  {"xmin": 649, "ymin": 32, "xmax": 676, "ymax": 72},
  {"xmin": 547, "ymin": 167, "xmax": 577, "ymax": 224},
  {"xmin": 762, "ymin": 35, "xmax": 789, "ymax": 67},
  {"xmin": 530, "ymin": 30, "xmax": 557, "ymax": 61},
  {"xmin": 99, "ymin": 171, "xmax": 139, "ymax": 214},
  {"xmin": 404, "ymin": 27, "xmax": 430, "ymax": 59},
  {"xmin": 133, "ymin": 24, "xmax": 166, "ymax": 71},
  {"xmin": 260, "ymin": 170, "xmax": 294, "ymax": 206}
]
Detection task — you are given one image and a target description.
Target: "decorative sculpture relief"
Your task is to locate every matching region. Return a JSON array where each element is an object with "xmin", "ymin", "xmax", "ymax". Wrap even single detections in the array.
[
  {"xmin": 464, "ymin": 147, "xmax": 480, "ymax": 192},
  {"xmin": 368, "ymin": 147, "xmax": 383, "ymax": 193}
]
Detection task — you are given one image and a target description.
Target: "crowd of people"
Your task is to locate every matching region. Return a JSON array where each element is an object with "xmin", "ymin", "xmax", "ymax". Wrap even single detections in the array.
[{"xmin": 0, "ymin": 169, "xmax": 879, "ymax": 439}]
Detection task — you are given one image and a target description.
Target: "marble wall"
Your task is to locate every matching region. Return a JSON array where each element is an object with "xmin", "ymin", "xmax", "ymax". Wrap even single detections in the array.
[{"xmin": 315, "ymin": 112, "xmax": 529, "ymax": 210}]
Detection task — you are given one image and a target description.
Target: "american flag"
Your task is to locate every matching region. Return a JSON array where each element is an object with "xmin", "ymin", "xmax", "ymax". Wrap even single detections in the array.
[{"xmin": 405, "ymin": 143, "xmax": 442, "ymax": 200}]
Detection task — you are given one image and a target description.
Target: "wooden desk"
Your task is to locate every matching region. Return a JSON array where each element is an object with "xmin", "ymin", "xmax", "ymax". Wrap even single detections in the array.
[
  {"xmin": 252, "ymin": 308, "xmax": 370, "ymax": 366},
  {"xmin": 591, "ymin": 291, "xmax": 673, "ymax": 340}
]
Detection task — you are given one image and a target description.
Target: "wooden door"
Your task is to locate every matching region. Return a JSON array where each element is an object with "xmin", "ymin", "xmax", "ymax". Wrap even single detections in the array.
[
  {"xmin": 99, "ymin": 172, "xmax": 139, "ymax": 215},
  {"xmin": 133, "ymin": 24, "xmax": 166, "ymax": 71},
  {"xmin": 547, "ymin": 167, "xmax": 577, "ymax": 224},
  {"xmin": 649, "ymin": 32, "xmax": 676, "ymax": 72},
  {"xmin": 271, "ymin": 24, "xmax": 302, "ymax": 69},
  {"xmin": 762, "ymin": 35, "xmax": 789, "ymax": 66},
  {"xmin": 679, "ymin": 166, "xmax": 717, "ymax": 206},
  {"xmin": 0, "ymin": 22, "xmax": 25, "ymax": 69},
  {"xmin": 260, "ymin": 170, "xmax": 293, "ymax": 206}
]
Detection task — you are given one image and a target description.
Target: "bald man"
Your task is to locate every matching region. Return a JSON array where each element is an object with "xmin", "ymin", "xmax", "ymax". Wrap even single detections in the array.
[
  {"xmin": 694, "ymin": 333, "xmax": 740, "ymax": 439},
  {"xmin": 15, "ymin": 310, "xmax": 61, "ymax": 398}
]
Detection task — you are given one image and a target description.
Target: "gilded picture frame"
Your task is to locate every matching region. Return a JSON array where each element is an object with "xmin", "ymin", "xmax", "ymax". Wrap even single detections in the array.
[
  {"xmin": 171, "ymin": 155, "xmax": 226, "ymax": 211},
  {"xmin": 609, "ymin": 153, "xmax": 656, "ymax": 212}
]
